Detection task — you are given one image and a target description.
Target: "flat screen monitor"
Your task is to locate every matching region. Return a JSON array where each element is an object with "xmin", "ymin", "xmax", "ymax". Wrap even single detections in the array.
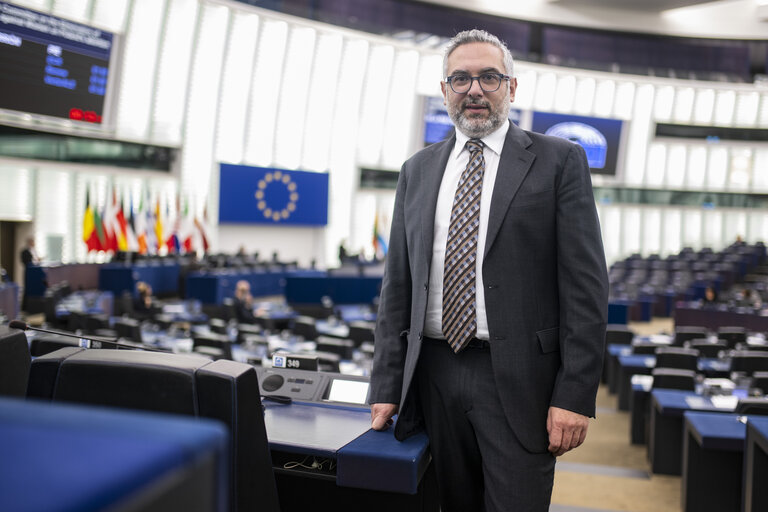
[
  {"xmin": 0, "ymin": 2, "xmax": 115, "ymax": 125},
  {"xmin": 326, "ymin": 378, "xmax": 369, "ymax": 405},
  {"xmin": 531, "ymin": 111, "xmax": 623, "ymax": 176}
]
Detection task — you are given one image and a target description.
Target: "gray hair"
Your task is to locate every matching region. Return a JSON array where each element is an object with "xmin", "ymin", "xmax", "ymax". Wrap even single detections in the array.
[{"xmin": 443, "ymin": 29, "xmax": 515, "ymax": 78}]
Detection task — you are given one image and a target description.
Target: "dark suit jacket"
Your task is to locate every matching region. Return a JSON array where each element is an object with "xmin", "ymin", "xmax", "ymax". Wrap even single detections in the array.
[
  {"xmin": 20, "ymin": 248, "xmax": 35, "ymax": 267},
  {"xmin": 369, "ymin": 121, "xmax": 609, "ymax": 452}
]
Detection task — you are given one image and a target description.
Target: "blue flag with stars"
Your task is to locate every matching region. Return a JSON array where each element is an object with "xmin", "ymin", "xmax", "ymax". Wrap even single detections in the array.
[{"xmin": 218, "ymin": 164, "xmax": 329, "ymax": 226}]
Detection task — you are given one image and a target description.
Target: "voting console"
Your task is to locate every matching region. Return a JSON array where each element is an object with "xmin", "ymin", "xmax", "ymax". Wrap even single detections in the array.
[{"xmin": 256, "ymin": 367, "xmax": 438, "ymax": 511}]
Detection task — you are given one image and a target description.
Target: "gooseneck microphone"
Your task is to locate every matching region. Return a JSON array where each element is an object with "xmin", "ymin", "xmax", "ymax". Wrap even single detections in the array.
[{"xmin": 8, "ymin": 320, "xmax": 170, "ymax": 353}]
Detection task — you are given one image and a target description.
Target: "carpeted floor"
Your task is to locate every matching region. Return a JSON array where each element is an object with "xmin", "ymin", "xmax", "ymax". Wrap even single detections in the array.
[{"xmin": 550, "ymin": 318, "xmax": 681, "ymax": 512}]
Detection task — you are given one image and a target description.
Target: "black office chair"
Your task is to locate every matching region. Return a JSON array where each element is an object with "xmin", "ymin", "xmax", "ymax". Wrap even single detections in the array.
[
  {"xmin": 730, "ymin": 351, "xmax": 768, "ymax": 375},
  {"xmin": 751, "ymin": 371, "xmax": 768, "ymax": 395},
  {"xmin": 655, "ymin": 346, "xmax": 699, "ymax": 371},
  {"xmin": 114, "ymin": 317, "xmax": 143, "ymax": 343},
  {"xmin": 208, "ymin": 318, "xmax": 229, "ymax": 336},
  {"xmin": 27, "ymin": 348, "xmax": 280, "ymax": 512},
  {"xmin": 689, "ymin": 339, "xmax": 727, "ymax": 358},
  {"xmin": 222, "ymin": 298, "xmax": 237, "ymax": 322},
  {"xmin": 291, "ymin": 316, "xmax": 319, "ymax": 341},
  {"xmin": 193, "ymin": 332, "xmax": 233, "ymax": 360},
  {"xmin": 632, "ymin": 341, "xmax": 658, "ymax": 355},
  {"xmin": 734, "ymin": 397, "xmax": 768, "ymax": 416},
  {"xmin": 718, "ymin": 326, "xmax": 747, "ymax": 349},
  {"xmin": 606, "ymin": 324, "xmax": 635, "ymax": 345},
  {"xmin": 347, "ymin": 321, "xmax": 375, "ymax": 347},
  {"xmin": 651, "ymin": 367, "xmax": 697, "ymax": 391},
  {"xmin": 236, "ymin": 323, "xmax": 263, "ymax": 344},
  {"xmin": 315, "ymin": 336, "xmax": 355, "ymax": 360},
  {"xmin": 0, "ymin": 326, "xmax": 31, "ymax": 397},
  {"xmin": 674, "ymin": 326, "xmax": 709, "ymax": 346}
]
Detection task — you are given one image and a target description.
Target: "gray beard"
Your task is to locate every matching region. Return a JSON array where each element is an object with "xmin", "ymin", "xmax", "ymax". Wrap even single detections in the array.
[{"xmin": 448, "ymin": 97, "xmax": 510, "ymax": 139}]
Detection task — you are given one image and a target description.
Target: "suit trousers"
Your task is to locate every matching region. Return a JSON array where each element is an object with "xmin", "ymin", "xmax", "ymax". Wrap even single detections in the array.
[{"xmin": 416, "ymin": 337, "xmax": 556, "ymax": 512}]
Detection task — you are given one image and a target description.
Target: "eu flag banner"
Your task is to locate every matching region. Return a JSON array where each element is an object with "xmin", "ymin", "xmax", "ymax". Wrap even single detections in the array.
[{"xmin": 219, "ymin": 164, "xmax": 329, "ymax": 226}]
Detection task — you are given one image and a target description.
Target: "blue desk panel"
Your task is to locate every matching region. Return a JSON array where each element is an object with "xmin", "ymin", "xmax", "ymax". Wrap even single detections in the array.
[
  {"xmin": 263, "ymin": 401, "xmax": 430, "ymax": 495},
  {"xmin": 285, "ymin": 275, "xmax": 382, "ymax": 305},
  {"xmin": 186, "ymin": 269, "xmax": 325, "ymax": 304},
  {"xmin": 650, "ymin": 390, "xmax": 734, "ymax": 475},
  {"xmin": 683, "ymin": 412, "xmax": 746, "ymax": 512},
  {"xmin": 0, "ymin": 397, "xmax": 229, "ymax": 512},
  {"xmin": 744, "ymin": 417, "xmax": 768, "ymax": 512},
  {"xmin": 99, "ymin": 262, "xmax": 180, "ymax": 297},
  {"xmin": 25, "ymin": 263, "xmax": 101, "ymax": 297}
]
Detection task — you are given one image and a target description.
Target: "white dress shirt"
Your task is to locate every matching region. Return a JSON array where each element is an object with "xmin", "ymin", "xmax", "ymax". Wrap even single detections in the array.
[{"xmin": 423, "ymin": 120, "xmax": 510, "ymax": 340}]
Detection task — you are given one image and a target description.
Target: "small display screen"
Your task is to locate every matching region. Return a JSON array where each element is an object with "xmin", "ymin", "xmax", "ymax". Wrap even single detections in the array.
[
  {"xmin": 327, "ymin": 379, "xmax": 369, "ymax": 405},
  {"xmin": 0, "ymin": 2, "xmax": 115, "ymax": 124}
]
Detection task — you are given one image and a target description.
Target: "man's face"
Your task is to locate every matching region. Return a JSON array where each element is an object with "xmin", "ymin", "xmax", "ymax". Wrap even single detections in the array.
[{"xmin": 441, "ymin": 42, "xmax": 517, "ymax": 139}]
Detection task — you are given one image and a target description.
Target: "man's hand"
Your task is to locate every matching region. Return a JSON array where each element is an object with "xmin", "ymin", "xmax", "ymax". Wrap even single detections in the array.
[
  {"xmin": 547, "ymin": 406, "xmax": 589, "ymax": 456},
  {"xmin": 370, "ymin": 403, "xmax": 399, "ymax": 430}
]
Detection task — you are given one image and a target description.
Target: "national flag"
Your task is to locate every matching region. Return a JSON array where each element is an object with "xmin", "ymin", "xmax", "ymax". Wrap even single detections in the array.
[
  {"xmin": 179, "ymin": 197, "xmax": 195, "ymax": 253},
  {"xmin": 135, "ymin": 193, "xmax": 148, "ymax": 254},
  {"xmin": 195, "ymin": 203, "xmax": 210, "ymax": 253},
  {"xmin": 165, "ymin": 195, "xmax": 181, "ymax": 254},
  {"xmin": 125, "ymin": 195, "xmax": 138, "ymax": 252},
  {"xmin": 88, "ymin": 205, "xmax": 107, "ymax": 252},
  {"xmin": 83, "ymin": 188, "xmax": 95, "ymax": 250},
  {"xmin": 115, "ymin": 194, "xmax": 129, "ymax": 252},
  {"xmin": 372, "ymin": 211, "xmax": 388, "ymax": 259},
  {"xmin": 154, "ymin": 199, "xmax": 164, "ymax": 251}
]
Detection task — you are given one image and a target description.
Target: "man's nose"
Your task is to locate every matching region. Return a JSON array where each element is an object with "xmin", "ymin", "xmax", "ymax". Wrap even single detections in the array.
[{"xmin": 467, "ymin": 77, "xmax": 484, "ymax": 96}]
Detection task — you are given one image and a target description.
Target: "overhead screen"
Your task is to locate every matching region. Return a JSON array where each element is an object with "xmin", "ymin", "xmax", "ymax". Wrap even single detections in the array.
[
  {"xmin": 531, "ymin": 112, "xmax": 624, "ymax": 176},
  {"xmin": 0, "ymin": 2, "xmax": 115, "ymax": 125}
]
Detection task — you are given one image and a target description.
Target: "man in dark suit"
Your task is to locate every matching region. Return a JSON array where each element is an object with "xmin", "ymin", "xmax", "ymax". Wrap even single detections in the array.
[
  {"xmin": 20, "ymin": 237, "xmax": 39, "ymax": 267},
  {"xmin": 369, "ymin": 29, "xmax": 608, "ymax": 511}
]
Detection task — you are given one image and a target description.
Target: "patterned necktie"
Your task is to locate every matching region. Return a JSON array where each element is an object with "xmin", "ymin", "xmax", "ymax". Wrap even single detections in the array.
[{"xmin": 442, "ymin": 139, "xmax": 485, "ymax": 353}]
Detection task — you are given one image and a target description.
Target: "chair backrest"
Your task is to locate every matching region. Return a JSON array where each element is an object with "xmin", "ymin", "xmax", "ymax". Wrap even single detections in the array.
[
  {"xmin": 651, "ymin": 367, "xmax": 697, "ymax": 391},
  {"xmin": 291, "ymin": 316, "xmax": 319, "ymax": 341},
  {"xmin": 751, "ymin": 371, "xmax": 768, "ymax": 394},
  {"xmin": 730, "ymin": 350, "xmax": 768, "ymax": 374},
  {"xmin": 0, "ymin": 327, "xmax": 31, "ymax": 397},
  {"xmin": 689, "ymin": 339, "xmax": 727, "ymax": 359},
  {"xmin": 655, "ymin": 346, "xmax": 699, "ymax": 371},
  {"xmin": 674, "ymin": 326, "xmax": 709, "ymax": 346},
  {"xmin": 114, "ymin": 317, "xmax": 142, "ymax": 343},
  {"xmin": 346, "ymin": 321, "xmax": 375, "ymax": 347},
  {"xmin": 718, "ymin": 326, "xmax": 747, "ymax": 348},
  {"xmin": 193, "ymin": 332, "xmax": 233, "ymax": 360},
  {"xmin": 632, "ymin": 341, "xmax": 658, "ymax": 355},
  {"xmin": 735, "ymin": 397, "xmax": 768, "ymax": 416},
  {"xmin": 605, "ymin": 324, "xmax": 634, "ymax": 345},
  {"xmin": 27, "ymin": 348, "xmax": 280, "ymax": 512}
]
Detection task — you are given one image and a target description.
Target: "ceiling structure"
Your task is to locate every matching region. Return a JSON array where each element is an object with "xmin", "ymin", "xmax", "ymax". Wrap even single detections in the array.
[{"xmin": 419, "ymin": 0, "xmax": 768, "ymax": 39}]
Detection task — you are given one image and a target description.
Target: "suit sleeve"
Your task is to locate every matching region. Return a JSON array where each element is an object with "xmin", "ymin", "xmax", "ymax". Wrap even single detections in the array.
[
  {"xmin": 550, "ymin": 143, "xmax": 609, "ymax": 417},
  {"xmin": 369, "ymin": 163, "xmax": 413, "ymax": 405}
]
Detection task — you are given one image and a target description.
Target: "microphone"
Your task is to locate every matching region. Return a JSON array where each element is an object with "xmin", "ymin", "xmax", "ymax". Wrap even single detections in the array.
[{"xmin": 8, "ymin": 320, "xmax": 171, "ymax": 353}]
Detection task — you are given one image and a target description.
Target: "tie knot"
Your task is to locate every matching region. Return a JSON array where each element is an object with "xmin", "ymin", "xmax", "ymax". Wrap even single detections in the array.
[{"xmin": 466, "ymin": 139, "xmax": 483, "ymax": 154}]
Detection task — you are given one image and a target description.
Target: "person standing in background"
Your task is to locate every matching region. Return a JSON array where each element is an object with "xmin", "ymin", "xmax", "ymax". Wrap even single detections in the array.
[{"xmin": 369, "ymin": 29, "xmax": 609, "ymax": 511}]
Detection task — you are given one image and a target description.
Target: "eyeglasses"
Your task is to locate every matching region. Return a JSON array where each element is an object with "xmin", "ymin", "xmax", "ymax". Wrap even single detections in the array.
[{"xmin": 445, "ymin": 72, "xmax": 510, "ymax": 94}]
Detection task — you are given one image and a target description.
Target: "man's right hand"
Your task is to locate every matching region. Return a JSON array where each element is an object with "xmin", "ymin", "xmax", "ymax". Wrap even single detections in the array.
[{"xmin": 370, "ymin": 403, "xmax": 399, "ymax": 430}]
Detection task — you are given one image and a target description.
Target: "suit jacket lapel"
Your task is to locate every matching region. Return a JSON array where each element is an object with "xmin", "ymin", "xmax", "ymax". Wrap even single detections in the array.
[
  {"xmin": 421, "ymin": 135, "xmax": 455, "ymax": 261},
  {"xmin": 484, "ymin": 124, "xmax": 535, "ymax": 257}
]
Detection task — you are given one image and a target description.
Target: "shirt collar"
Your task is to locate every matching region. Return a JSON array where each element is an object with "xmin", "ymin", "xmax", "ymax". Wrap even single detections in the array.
[{"xmin": 453, "ymin": 120, "xmax": 510, "ymax": 158}]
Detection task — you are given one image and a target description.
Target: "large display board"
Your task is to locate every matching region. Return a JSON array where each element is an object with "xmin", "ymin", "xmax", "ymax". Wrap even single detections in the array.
[{"xmin": 0, "ymin": 2, "xmax": 115, "ymax": 124}]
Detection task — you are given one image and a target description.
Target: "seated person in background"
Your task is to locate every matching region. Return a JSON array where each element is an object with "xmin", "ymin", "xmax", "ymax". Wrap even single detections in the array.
[
  {"xmin": 701, "ymin": 286, "xmax": 718, "ymax": 309},
  {"xmin": 133, "ymin": 281, "xmax": 158, "ymax": 318},
  {"xmin": 234, "ymin": 280, "xmax": 256, "ymax": 324}
]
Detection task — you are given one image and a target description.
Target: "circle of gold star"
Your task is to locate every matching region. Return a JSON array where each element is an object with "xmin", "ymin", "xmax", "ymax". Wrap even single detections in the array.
[{"xmin": 255, "ymin": 170, "xmax": 299, "ymax": 222}]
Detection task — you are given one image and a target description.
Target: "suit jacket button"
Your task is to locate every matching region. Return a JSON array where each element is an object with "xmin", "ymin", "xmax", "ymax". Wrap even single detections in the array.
[
  {"xmin": 418, "ymin": 332, "xmax": 423, "ymax": 340},
  {"xmin": 424, "ymin": 283, "xmax": 428, "ymax": 290}
]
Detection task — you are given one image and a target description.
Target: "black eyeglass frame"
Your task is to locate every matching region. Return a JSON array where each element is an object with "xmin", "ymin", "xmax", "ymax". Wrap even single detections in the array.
[{"xmin": 445, "ymin": 72, "xmax": 511, "ymax": 94}]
